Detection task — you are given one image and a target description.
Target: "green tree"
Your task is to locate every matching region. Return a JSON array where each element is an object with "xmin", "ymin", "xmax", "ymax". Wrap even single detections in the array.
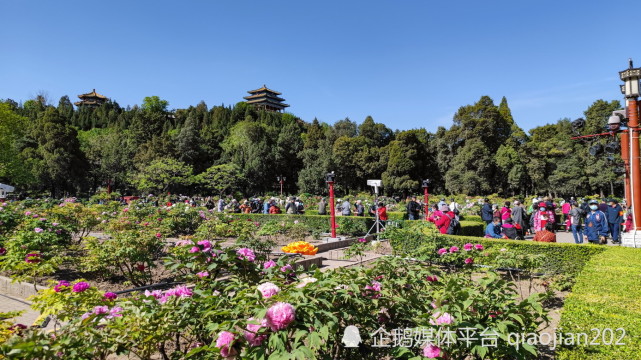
[
  {"xmin": 141, "ymin": 96, "xmax": 169, "ymax": 114},
  {"xmin": 197, "ymin": 163, "xmax": 244, "ymax": 196},
  {"xmin": 0, "ymin": 104, "xmax": 34, "ymax": 185},
  {"xmin": 131, "ymin": 158, "xmax": 193, "ymax": 194},
  {"xmin": 26, "ymin": 108, "xmax": 88, "ymax": 195}
]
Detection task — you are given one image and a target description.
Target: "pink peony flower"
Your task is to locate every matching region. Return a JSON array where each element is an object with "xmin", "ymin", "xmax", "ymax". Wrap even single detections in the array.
[
  {"xmin": 437, "ymin": 248, "xmax": 448, "ymax": 255},
  {"xmin": 39, "ymin": 218, "xmax": 47, "ymax": 221},
  {"xmin": 215, "ymin": 331, "xmax": 237, "ymax": 358},
  {"xmin": 463, "ymin": 243, "xmax": 473, "ymax": 251},
  {"xmin": 280, "ymin": 264, "xmax": 293, "ymax": 273},
  {"xmin": 265, "ymin": 302, "xmax": 296, "ymax": 331},
  {"xmin": 166, "ymin": 285, "xmax": 193, "ymax": 298},
  {"xmin": 244, "ymin": 318, "xmax": 268, "ymax": 346},
  {"xmin": 107, "ymin": 306, "xmax": 123, "ymax": 319},
  {"xmin": 257, "ymin": 282, "xmax": 280, "ymax": 298},
  {"xmin": 144, "ymin": 289, "xmax": 163, "ymax": 299},
  {"xmin": 104, "ymin": 292, "xmax": 118, "ymax": 300},
  {"xmin": 475, "ymin": 244, "xmax": 484, "ymax": 250},
  {"xmin": 189, "ymin": 246, "xmax": 200, "ymax": 253},
  {"xmin": 122, "ymin": 208, "xmax": 129, "ymax": 212},
  {"xmin": 429, "ymin": 312, "xmax": 453, "ymax": 326},
  {"xmin": 449, "ymin": 246, "xmax": 459, "ymax": 253},
  {"xmin": 52, "ymin": 222, "xmax": 59, "ymax": 227},
  {"xmin": 500, "ymin": 248, "xmax": 507, "ymax": 252},
  {"xmin": 197, "ymin": 240, "xmax": 212, "ymax": 252},
  {"xmin": 196, "ymin": 271, "xmax": 209, "ymax": 278},
  {"xmin": 263, "ymin": 260, "xmax": 277, "ymax": 269},
  {"xmin": 423, "ymin": 344, "xmax": 442, "ymax": 358},
  {"xmin": 24, "ymin": 211, "xmax": 31, "ymax": 216},
  {"xmin": 25, "ymin": 253, "xmax": 41, "ymax": 263},
  {"xmin": 155, "ymin": 233, "xmax": 162, "ymax": 238},
  {"xmin": 72, "ymin": 282, "xmax": 90, "ymax": 293},
  {"xmin": 358, "ymin": 238, "xmax": 367, "ymax": 243},
  {"xmin": 81, "ymin": 312, "xmax": 92, "ymax": 320},
  {"xmin": 237, "ymin": 248, "xmax": 256, "ymax": 262},
  {"xmin": 54, "ymin": 280, "xmax": 70, "ymax": 292},
  {"xmin": 0, "ymin": 248, "xmax": 6, "ymax": 256},
  {"xmin": 426, "ymin": 275, "xmax": 438, "ymax": 282},
  {"xmin": 366, "ymin": 281, "xmax": 382, "ymax": 292},
  {"xmin": 34, "ymin": 227, "xmax": 43, "ymax": 233},
  {"xmin": 464, "ymin": 257, "xmax": 474, "ymax": 264},
  {"xmin": 93, "ymin": 305, "xmax": 109, "ymax": 315},
  {"xmin": 175, "ymin": 239, "xmax": 191, "ymax": 246}
]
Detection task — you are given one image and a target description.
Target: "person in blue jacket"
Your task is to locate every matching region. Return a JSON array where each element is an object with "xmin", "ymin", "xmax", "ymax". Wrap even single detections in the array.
[
  {"xmin": 481, "ymin": 198, "xmax": 493, "ymax": 224},
  {"xmin": 485, "ymin": 217, "xmax": 503, "ymax": 238},
  {"xmin": 585, "ymin": 199, "xmax": 608, "ymax": 244},
  {"xmin": 606, "ymin": 199, "xmax": 623, "ymax": 244}
]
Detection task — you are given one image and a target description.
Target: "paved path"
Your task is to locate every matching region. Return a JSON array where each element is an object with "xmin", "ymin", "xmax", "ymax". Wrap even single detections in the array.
[
  {"xmin": 526, "ymin": 230, "xmax": 620, "ymax": 246},
  {"xmin": 0, "ymin": 293, "xmax": 49, "ymax": 328}
]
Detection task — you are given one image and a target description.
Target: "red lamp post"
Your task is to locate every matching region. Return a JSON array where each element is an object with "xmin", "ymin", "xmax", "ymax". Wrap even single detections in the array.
[
  {"xmin": 326, "ymin": 172, "xmax": 337, "ymax": 238},
  {"xmin": 620, "ymin": 59, "xmax": 641, "ymax": 246},
  {"xmin": 422, "ymin": 179, "xmax": 430, "ymax": 220},
  {"xmin": 277, "ymin": 176, "xmax": 286, "ymax": 196}
]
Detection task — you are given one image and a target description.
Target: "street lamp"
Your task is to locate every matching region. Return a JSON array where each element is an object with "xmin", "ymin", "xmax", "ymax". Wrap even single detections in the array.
[
  {"xmin": 422, "ymin": 179, "xmax": 430, "ymax": 220},
  {"xmin": 325, "ymin": 172, "xmax": 337, "ymax": 238},
  {"xmin": 619, "ymin": 59, "xmax": 641, "ymax": 246},
  {"xmin": 276, "ymin": 176, "xmax": 286, "ymax": 196}
]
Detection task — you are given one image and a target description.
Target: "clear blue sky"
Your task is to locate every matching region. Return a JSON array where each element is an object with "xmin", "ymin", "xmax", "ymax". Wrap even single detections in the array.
[{"xmin": 1, "ymin": 0, "xmax": 639, "ymax": 133}]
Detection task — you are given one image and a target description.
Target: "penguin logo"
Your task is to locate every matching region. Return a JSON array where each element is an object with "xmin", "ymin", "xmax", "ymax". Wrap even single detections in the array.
[{"xmin": 342, "ymin": 325, "xmax": 361, "ymax": 348}]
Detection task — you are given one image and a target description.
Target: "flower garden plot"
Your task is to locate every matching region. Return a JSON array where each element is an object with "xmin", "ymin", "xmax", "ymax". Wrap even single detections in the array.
[{"xmin": 2, "ymin": 199, "xmax": 637, "ymax": 359}]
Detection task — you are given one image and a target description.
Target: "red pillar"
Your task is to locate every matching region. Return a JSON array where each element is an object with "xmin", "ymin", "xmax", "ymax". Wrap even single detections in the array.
[
  {"xmin": 621, "ymin": 131, "xmax": 631, "ymax": 208},
  {"xmin": 628, "ymin": 99, "xmax": 641, "ymax": 230},
  {"xmin": 423, "ymin": 186, "xmax": 429, "ymax": 220},
  {"xmin": 328, "ymin": 182, "xmax": 337, "ymax": 238}
]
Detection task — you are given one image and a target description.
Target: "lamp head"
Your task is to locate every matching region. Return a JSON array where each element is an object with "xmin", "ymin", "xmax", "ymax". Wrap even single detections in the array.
[
  {"xmin": 422, "ymin": 179, "xmax": 431, "ymax": 188},
  {"xmin": 325, "ymin": 171, "xmax": 336, "ymax": 183}
]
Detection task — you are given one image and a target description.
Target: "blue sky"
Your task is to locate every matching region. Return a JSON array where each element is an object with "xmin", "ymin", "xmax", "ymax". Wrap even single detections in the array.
[{"xmin": 1, "ymin": 0, "xmax": 639, "ymax": 133}]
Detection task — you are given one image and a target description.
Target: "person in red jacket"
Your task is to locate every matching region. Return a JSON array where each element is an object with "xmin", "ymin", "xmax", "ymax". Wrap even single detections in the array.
[
  {"xmin": 376, "ymin": 202, "xmax": 388, "ymax": 222},
  {"xmin": 434, "ymin": 205, "xmax": 455, "ymax": 234}
]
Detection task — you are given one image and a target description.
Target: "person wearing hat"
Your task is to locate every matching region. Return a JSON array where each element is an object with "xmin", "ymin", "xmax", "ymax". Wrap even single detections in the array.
[
  {"xmin": 606, "ymin": 199, "xmax": 623, "ymax": 244},
  {"xmin": 585, "ymin": 199, "xmax": 608, "ymax": 244},
  {"xmin": 533, "ymin": 203, "xmax": 555, "ymax": 233}
]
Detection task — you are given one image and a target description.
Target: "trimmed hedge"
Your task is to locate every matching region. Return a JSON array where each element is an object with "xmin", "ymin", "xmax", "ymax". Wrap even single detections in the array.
[
  {"xmin": 461, "ymin": 214, "xmax": 483, "ymax": 223},
  {"xmin": 458, "ymin": 220, "xmax": 485, "ymax": 237},
  {"xmin": 217, "ymin": 213, "xmax": 376, "ymax": 236},
  {"xmin": 387, "ymin": 224, "xmax": 607, "ymax": 277},
  {"xmin": 305, "ymin": 210, "xmax": 407, "ymax": 220},
  {"xmin": 557, "ymin": 247, "xmax": 641, "ymax": 360}
]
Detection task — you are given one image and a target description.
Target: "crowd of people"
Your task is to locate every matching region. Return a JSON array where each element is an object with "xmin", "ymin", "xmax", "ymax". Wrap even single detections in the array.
[
  {"xmin": 102, "ymin": 193, "xmax": 628, "ymax": 245},
  {"xmin": 479, "ymin": 197, "xmax": 628, "ymax": 245}
]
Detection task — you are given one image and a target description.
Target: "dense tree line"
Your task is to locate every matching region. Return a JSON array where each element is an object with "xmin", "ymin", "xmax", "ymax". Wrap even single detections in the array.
[{"xmin": 0, "ymin": 93, "xmax": 623, "ymax": 198}]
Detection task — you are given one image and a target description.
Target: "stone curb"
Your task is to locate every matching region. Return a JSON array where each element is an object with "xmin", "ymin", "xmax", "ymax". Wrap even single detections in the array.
[{"xmin": 0, "ymin": 275, "xmax": 47, "ymax": 300}]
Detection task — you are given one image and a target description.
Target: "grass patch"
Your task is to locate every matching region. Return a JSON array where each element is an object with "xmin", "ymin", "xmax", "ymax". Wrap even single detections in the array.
[{"xmin": 557, "ymin": 247, "xmax": 641, "ymax": 359}]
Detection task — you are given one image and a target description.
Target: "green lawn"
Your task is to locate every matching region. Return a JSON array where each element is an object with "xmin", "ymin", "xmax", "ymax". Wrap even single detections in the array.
[{"xmin": 557, "ymin": 246, "xmax": 641, "ymax": 359}]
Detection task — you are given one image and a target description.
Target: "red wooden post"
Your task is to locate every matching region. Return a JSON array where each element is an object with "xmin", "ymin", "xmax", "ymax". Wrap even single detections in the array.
[
  {"xmin": 328, "ymin": 181, "xmax": 337, "ymax": 238},
  {"xmin": 423, "ymin": 185, "xmax": 429, "ymax": 220}
]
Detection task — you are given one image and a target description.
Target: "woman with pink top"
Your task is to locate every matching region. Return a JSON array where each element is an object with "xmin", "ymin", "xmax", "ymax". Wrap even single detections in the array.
[{"xmin": 500, "ymin": 201, "xmax": 512, "ymax": 224}]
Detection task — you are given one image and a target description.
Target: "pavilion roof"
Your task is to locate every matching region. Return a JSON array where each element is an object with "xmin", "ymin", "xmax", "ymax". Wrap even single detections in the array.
[
  {"xmin": 247, "ymin": 85, "xmax": 282, "ymax": 95},
  {"xmin": 77, "ymin": 89, "xmax": 107, "ymax": 99}
]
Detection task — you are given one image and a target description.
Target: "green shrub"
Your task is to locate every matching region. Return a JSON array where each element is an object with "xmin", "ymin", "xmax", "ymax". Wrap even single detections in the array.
[
  {"xmin": 461, "ymin": 214, "xmax": 483, "ymax": 223},
  {"xmin": 388, "ymin": 224, "xmax": 607, "ymax": 277},
  {"xmin": 458, "ymin": 220, "xmax": 485, "ymax": 237},
  {"xmin": 557, "ymin": 247, "xmax": 641, "ymax": 360}
]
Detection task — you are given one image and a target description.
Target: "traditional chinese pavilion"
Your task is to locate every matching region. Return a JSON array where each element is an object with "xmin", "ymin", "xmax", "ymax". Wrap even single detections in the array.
[
  {"xmin": 244, "ymin": 85, "xmax": 289, "ymax": 112},
  {"xmin": 74, "ymin": 89, "xmax": 108, "ymax": 107}
]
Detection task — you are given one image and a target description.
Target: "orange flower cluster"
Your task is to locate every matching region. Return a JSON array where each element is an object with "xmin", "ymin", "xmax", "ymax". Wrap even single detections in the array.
[{"xmin": 282, "ymin": 241, "xmax": 318, "ymax": 255}]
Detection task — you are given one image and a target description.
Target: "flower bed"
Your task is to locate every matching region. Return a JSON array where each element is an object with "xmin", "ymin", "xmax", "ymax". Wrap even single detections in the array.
[{"xmin": 387, "ymin": 224, "xmax": 607, "ymax": 278}]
